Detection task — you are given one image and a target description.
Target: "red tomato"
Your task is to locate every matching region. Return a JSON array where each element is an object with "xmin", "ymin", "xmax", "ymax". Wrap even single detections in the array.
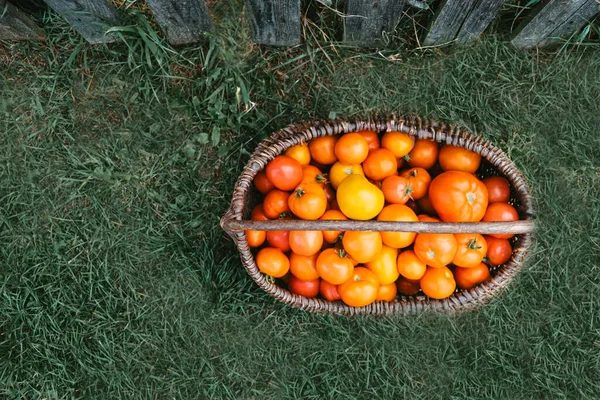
[
  {"xmin": 482, "ymin": 203, "xmax": 519, "ymax": 239},
  {"xmin": 254, "ymin": 171, "xmax": 274, "ymax": 194},
  {"xmin": 381, "ymin": 175, "xmax": 412, "ymax": 204},
  {"xmin": 484, "ymin": 235, "xmax": 513, "ymax": 265},
  {"xmin": 266, "ymin": 229, "xmax": 291, "ymax": 252},
  {"xmin": 357, "ymin": 130, "xmax": 380, "ymax": 151},
  {"xmin": 400, "ymin": 167, "xmax": 431, "ymax": 200},
  {"xmin": 482, "ymin": 176, "xmax": 511, "ymax": 204},
  {"xmin": 288, "ymin": 276, "xmax": 320, "ymax": 298},
  {"xmin": 396, "ymin": 276, "xmax": 421, "ymax": 296},
  {"xmin": 320, "ymin": 280, "xmax": 341, "ymax": 301},
  {"xmin": 265, "ymin": 156, "xmax": 303, "ymax": 191}
]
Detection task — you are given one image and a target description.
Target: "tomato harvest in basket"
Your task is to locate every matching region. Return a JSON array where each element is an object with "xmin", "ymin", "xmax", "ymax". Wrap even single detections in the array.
[{"xmin": 249, "ymin": 131, "xmax": 521, "ymax": 308}]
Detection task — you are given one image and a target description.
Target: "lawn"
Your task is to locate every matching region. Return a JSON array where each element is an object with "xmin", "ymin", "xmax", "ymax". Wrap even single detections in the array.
[{"xmin": 1, "ymin": 2, "xmax": 600, "ymax": 398}]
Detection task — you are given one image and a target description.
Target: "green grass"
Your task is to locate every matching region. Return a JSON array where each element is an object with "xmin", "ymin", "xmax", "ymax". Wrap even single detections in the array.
[{"xmin": 1, "ymin": 2, "xmax": 600, "ymax": 398}]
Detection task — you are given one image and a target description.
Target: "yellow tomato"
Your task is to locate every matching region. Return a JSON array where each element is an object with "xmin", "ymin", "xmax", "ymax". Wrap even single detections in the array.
[
  {"xmin": 365, "ymin": 245, "xmax": 399, "ymax": 285},
  {"xmin": 329, "ymin": 161, "xmax": 364, "ymax": 190},
  {"xmin": 336, "ymin": 175, "xmax": 385, "ymax": 220},
  {"xmin": 285, "ymin": 143, "xmax": 311, "ymax": 166}
]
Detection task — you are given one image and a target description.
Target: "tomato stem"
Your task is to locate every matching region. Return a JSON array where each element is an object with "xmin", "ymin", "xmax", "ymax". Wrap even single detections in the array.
[
  {"xmin": 294, "ymin": 188, "xmax": 305, "ymax": 198},
  {"xmin": 467, "ymin": 238, "xmax": 482, "ymax": 250}
]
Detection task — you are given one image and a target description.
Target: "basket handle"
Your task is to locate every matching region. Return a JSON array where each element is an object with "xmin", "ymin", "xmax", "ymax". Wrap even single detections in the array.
[{"xmin": 221, "ymin": 219, "xmax": 534, "ymax": 235}]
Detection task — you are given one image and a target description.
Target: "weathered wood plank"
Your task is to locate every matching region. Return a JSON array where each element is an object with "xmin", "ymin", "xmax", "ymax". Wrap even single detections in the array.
[
  {"xmin": 145, "ymin": 0, "xmax": 212, "ymax": 45},
  {"xmin": 0, "ymin": 0, "xmax": 46, "ymax": 41},
  {"xmin": 512, "ymin": 0, "xmax": 600, "ymax": 49},
  {"xmin": 245, "ymin": 0, "xmax": 300, "ymax": 46},
  {"xmin": 343, "ymin": 0, "xmax": 406, "ymax": 47},
  {"xmin": 43, "ymin": 0, "xmax": 120, "ymax": 44},
  {"xmin": 422, "ymin": 0, "xmax": 478, "ymax": 46},
  {"xmin": 455, "ymin": 0, "xmax": 508, "ymax": 43}
]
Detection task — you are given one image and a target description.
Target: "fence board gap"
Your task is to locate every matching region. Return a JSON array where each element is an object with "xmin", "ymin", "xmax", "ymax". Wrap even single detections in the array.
[
  {"xmin": 43, "ymin": 0, "xmax": 120, "ymax": 44},
  {"xmin": 343, "ymin": 0, "xmax": 406, "ymax": 47},
  {"xmin": 511, "ymin": 0, "xmax": 600, "ymax": 49},
  {"xmin": 145, "ymin": 0, "xmax": 212, "ymax": 46},
  {"xmin": 245, "ymin": 0, "xmax": 300, "ymax": 46},
  {"xmin": 0, "ymin": 0, "xmax": 46, "ymax": 41},
  {"xmin": 455, "ymin": 0, "xmax": 507, "ymax": 44}
]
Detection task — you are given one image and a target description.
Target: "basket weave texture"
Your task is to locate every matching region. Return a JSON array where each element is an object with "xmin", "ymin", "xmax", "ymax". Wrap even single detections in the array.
[{"xmin": 221, "ymin": 116, "xmax": 534, "ymax": 315}]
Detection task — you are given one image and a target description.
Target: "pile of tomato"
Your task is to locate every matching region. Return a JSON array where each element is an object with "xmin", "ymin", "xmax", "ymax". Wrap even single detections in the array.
[{"xmin": 247, "ymin": 130, "xmax": 520, "ymax": 307}]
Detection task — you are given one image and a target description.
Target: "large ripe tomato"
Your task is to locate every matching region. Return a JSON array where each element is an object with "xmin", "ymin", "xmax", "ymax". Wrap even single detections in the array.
[
  {"xmin": 414, "ymin": 233, "xmax": 457, "ymax": 268},
  {"xmin": 342, "ymin": 231, "xmax": 383, "ymax": 264},
  {"xmin": 289, "ymin": 252, "xmax": 320, "ymax": 281},
  {"xmin": 316, "ymin": 248, "xmax": 355, "ymax": 285},
  {"xmin": 376, "ymin": 204, "xmax": 418, "ymax": 249},
  {"xmin": 376, "ymin": 283, "xmax": 397, "ymax": 302},
  {"xmin": 265, "ymin": 155, "xmax": 303, "ymax": 191},
  {"xmin": 484, "ymin": 235, "xmax": 513, "ymax": 265},
  {"xmin": 429, "ymin": 171, "xmax": 489, "ymax": 222},
  {"xmin": 289, "ymin": 230, "xmax": 323, "ymax": 257},
  {"xmin": 482, "ymin": 176, "xmax": 511, "ymax": 204},
  {"xmin": 381, "ymin": 175, "xmax": 412, "ymax": 204},
  {"xmin": 396, "ymin": 276, "xmax": 420, "ymax": 296},
  {"xmin": 288, "ymin": 276, "xmax": 320, "ymax": 298},
  {"xmin": 438, "ymin": 145, "xmax": 481, "ymax": 173},
  {"xmin": 254, "ymin": 171, "xmax": 274, "ymax": 194},
  {"xmin": 263, "ymin": 189, "xmax": 291, "ymax": 219},
  {"xmin": 406, "ymin": 139, "xmax": 438, "ymax": 169},
  {"xmin": 400, "ymin": 167, "xmax": 431, "ymax": 200},
  {"xmin": 454, "ymin": 263, "xmax": 491, "ymax": 290},
  {"xmin": 397, "ymin": 249, "xmax": 427, "ymax": 280},
  {"xmin": 420, "ymin": 266, "xmax": 456, "ymax": 299},
  {"xmin": 320, "ymin": 280, "xmax": 341, "ymax": 301},
  {"xmin": 452, "ymin": 234, "xmax": 488, "ymax": 268},
  {"xmin": 381, "ymin": 131, "xmax": 415, "ymax": 159},
  {"xmin": 288, "ymin": 183, "xmax": 327, "ymax": 220},
  {"xmin": 256, "ymin": 247, "xmax": 290, "ymax": 278},
  {"xmin": 319, "ymin": 209, "xmax": 347, "ymax": 243},
  {"xmin": 329, "ymin": 162, "xmax": 364, "ymax": 190},
  {"xmin": 285, "ymin": 143, "xmax": 311, "ymax": 166},
  {"xmin": 309, "ymin": 136, "xmax": 338, "ymax": 165},
  {"xmin": 266, "ymin": 229, "xmax": 291, "ymax": 252},
  {"xmin": 365, "ymin": 245, "xmax": 399, "ymax": 285},
  {"xmin": 357, "ymin": 130, "xmax": 380, "ymax": 151},
  {"xmin": 336, "ymin": 175, "xmax": 385, "ymax": 221},
  {"xmin": 362, "ymin": 148, "xmax": 398, "ymax": 181},
  {"xmin": 339, "ymin": 267, "xmax": 380, "ymax": 307},
  {"xmin": 482, "ymin": 202, "xmax": 519, "ymax": 239},
  {"xmin": 334, "ymin": 133, "xmax": 369, "ymax": 165}
]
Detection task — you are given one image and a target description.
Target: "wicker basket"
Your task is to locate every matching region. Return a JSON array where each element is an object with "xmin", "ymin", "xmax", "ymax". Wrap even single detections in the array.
[{"xmin": 221, "ymin": 116, "xmax": 535, "ymax": 315}]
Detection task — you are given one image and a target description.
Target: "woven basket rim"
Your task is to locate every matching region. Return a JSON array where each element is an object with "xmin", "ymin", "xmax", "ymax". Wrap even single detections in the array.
[{"xmin": 221, "ymin": 115, "xmax": 534, "ymax": 315}]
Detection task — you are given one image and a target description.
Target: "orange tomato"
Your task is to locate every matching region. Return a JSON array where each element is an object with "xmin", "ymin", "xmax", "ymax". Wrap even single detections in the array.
[
  {"xmin": 334, "ymin": 133, "xmax": 369, "ymax": 165},
  {"xmin": 454, "ymin": 263, "xmax": 491, "ymax": 290},
  {"xmin": 484, "ymin": 235, "xmax": 513, "ymax": 265},
  {"xmin": 438, "ymin": 145, "xmax": 481, "ymax": 173},
  {"xmin": 285, "ymin": 143, "xmax": 311, "ymax": 166},
  {"xmin": 399, "ymin": 167, "xmax": 431, "ymax": 200},
  {"xmin": 381, "ymin": 175, "xmax": 412, "ymax": 204},
  {"xmin": 339, "ymin": 267, "xmax": 380, "ymax": 307},
  {"xmin": 288, "ymin": 276, "xmax": 320, "ymax": 298},
  {"xmin": 452, "ymin": 234, "xmax": 488, "ymax": 268},
  {"xmin": 319, "ymin": 209, "xmax": 347, "ymax": 243},
  {"xmin": 288, "ymin": 183, "xmax": 327, "ymax": 220},
  {"xmin": 309, "ymin": 136, "xmax": 338, "ymax": 165},
  {"xmin": 289, "ymin": 230, "xmax": 323, "ymax": 257},
  {"xmin": 342, "ymin": 231, "xmax": 383, "ymax": 264},
  {"xmin": 418, "ymin": 214, "xmax": 440, "ymax": 222},
  {"xmin": 329, "ymin": 161, "xmax": 364, "ymax": 189},
  {"xmin": 414, "ymin": 233, "xmax": 457, "ymax": 268},
  {"xmin": 376, "ymin": 283, "xmax": 398, "ymax": 302},
  {"xmin": 397, "ymin": 249, "xmax": 427, "ymax": 280},
  {"xmin": 365, "ymin": 245, "xmax": 399, "ymax": 285},
  {"xmin": 316, "ymin": 248, "xmax": 355, "ymax": 285},
  {"xmin": 482, "ymin": 176, "xmax": 511, "ymax": 204},
  {"xmin": 265, "ymin": 155, "xmax": 303, "ymax": 191},
  {"xmin": 246, "ymin": 204, "xmax": 269, "ymax": 248},
  {"xmin": 420, "ymin": 266, "xmax": 456, "ymax": 299},
  {"xmin": 262, "ymin": 189, "xmax": 291, "ymax": 219},
  {"xmin": 429, "ymin": 171, "xmax": 489, "ymax": 222},
  {"xmin": 289, "ymin": 252, "xmax": 320, "ymax": 281},
  {"xmin": 256, "ymin": 247, "xmax": 290, "ymax": 278},
  {"xmin": 406, "ymin": 139, "xmax": 439, "ymax": 169},
  {"xmin": 362, "ymin": 148, "xmax": 398, "ymax": 181},
  {"xmin": 254, "ymin": 171, "xmax": 274, "ymax": 194},
  {"xmin": 381, "ymin": 131, "xmax": 415, "ymax": 158},
  {"xmin": 376, "ymin": 204, "xmax": 418, "ymax": 249},
  {"xmin": 396, "ymin": 276, "xmax": 421, "ymax": 296},
  {"xmin": 357, "ymin": 130, "xmax": 380, "ymax": 151},
  {"xmin": 301, "ymin": 165, "xmax": 328, "ymax": 186},
  {"xmin": 320, "ymin": 280, "xmax": 341, "ymax": 301},
  {"xmin": 482, "ymin": 203, "xmax": 519, "ymax": 239}
]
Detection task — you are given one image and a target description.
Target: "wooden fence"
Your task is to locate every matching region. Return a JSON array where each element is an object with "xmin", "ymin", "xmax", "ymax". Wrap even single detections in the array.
[{"xmin": 1, "ymin": 0, "xmax": 599, "ymax": 49}]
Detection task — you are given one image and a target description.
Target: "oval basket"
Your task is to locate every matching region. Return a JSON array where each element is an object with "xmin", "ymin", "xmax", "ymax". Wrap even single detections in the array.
[{"xmin": 221, "ymin": 116, "xmax": 535, "ymax": 315}]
